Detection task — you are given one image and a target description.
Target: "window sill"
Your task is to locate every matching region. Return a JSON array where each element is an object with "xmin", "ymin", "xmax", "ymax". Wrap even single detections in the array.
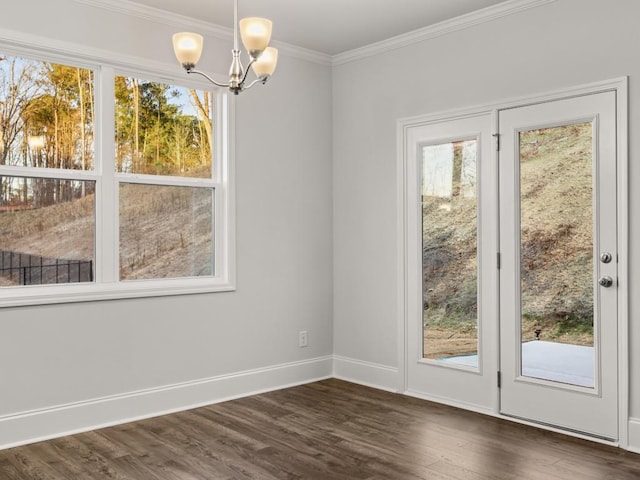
[{"xmin": 0, "ymin": 278, "xmax": 236, "ymax": 308}]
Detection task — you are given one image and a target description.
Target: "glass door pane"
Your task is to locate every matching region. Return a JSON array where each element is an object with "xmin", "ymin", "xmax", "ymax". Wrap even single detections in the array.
[
  {"xmin": 422, "ymin": 139, "xmax": 478, "ymax": 366},
  {"xmin": 519, "ymin": 122, "xmax": 594, "ymax": 388}
]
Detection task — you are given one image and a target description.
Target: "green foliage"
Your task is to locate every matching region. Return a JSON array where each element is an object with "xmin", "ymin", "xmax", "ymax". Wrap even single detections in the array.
[
  {"xmin": 0, "ymin": 57, "xmax": 94, "ymax": 172},
  {"xmin": 114, "ymin": 76, "xmax": 212, "ymax": 177}
]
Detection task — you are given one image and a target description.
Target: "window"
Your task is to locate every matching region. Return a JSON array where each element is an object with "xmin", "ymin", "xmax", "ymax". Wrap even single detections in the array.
[
  {"xmin": 114, "ymin": 75, "xmax": 215, "ymax": 281},
  {"xmin": 0, "ymin": 52, "xmax": 233, "ymax": 306},
  {"xmin": 0, "ymin": 56, "xmax": 96, "ymax": 288}
]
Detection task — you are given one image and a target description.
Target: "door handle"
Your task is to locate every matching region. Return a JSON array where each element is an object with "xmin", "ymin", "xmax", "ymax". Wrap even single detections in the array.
[{"xmin": 598, "ymin": 276, "xmax": 613, "ymax": 288}]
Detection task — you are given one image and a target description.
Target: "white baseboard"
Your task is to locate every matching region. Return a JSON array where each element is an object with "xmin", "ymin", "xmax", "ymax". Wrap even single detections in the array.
[
  {"xmin": 333, "ymin": 355, "xmax": 399, "ymax": 392},
  {"xmin": 4, "ymin": 356, "xmax": 636, "ymax": 454},
  {"xmin": 0, "ymin": 355, "xmax": 333, "ymax": 450},
  {"xmin": 628, "ymin": 418, "xmax": 640, "ymax": 453}
]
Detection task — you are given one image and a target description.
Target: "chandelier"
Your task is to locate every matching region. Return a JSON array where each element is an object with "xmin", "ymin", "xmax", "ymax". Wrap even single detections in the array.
[{"xmin": 172, "ymin": 0, "xmax": 278, "ymax": 95}]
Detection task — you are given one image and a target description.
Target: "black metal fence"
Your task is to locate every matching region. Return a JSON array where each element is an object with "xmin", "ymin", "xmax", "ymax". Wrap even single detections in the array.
[{"xmin": 0, "ymin": 250, "xmax": 93, "ymax": 286}]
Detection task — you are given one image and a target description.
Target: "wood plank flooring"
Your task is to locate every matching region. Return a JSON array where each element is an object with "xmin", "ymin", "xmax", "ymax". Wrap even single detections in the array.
[{"xmin": 1, "ymin": 379, "xmax": 639, "ymax": 479}]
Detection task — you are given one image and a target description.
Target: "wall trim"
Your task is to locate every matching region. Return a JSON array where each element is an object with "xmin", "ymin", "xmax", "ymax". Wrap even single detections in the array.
[
  {"xmin": 0, "ymin": 26, "xmax": 191, "ymax": 82},
  {"xmin": 628, "ymin": 418, "xmax": 640, "ymax": 454},
  {"xmin": 73, "ymin": 0, "xmax": 331, "ymax": 66},
  {"xmin": 332, "ymin": 0, "xmax": 556, "ymax": 66},
  {"xmin": 73, "ymin": 0, "xmax": 554, "ymax": 67},
  {"xmin": 0, "ymin": 356, "xmax": 333, "ymax": 451},
  {"xmin": 75, "ymin": 0, "xmax": 230, "ymax": 38},
  {"xmin": 333, "ymin": 355, "xmax": 399, "ymax": 393}
]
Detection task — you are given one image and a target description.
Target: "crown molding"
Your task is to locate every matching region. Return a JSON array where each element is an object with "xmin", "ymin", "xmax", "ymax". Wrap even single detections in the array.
[
  {"xmin": 73, "ymin": 0, "xmax": 555, "ymax": 67},
  {"xmin": 0, "ymin": 26, "xmax": 203, "ymax": 84},
  {"xmin": 271, "ymin": 41, "xmax": 331, "ymax": 67},
  {"xmin": 73, "ymin": 0, "xmax": 331, "ymax": 66},
  {"xmin": 332, "ymin": 0, "xmax": 557, "ymax": 66},
  {"xmin": 75, "ymin": 0, "xmax": 231, "ymax": 41}
]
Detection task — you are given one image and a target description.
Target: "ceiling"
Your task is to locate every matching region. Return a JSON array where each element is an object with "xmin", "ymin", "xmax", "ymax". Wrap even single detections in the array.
[{"xmin": 128, "ymin": 0, "xmax": 510, "ymax": 55}]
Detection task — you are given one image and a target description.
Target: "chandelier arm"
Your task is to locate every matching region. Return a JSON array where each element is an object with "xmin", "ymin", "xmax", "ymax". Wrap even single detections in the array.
[
  {"xmin": 239, "ymin": 58, "xmax": 257, "ymax": 86},
  {"xmin": 187, "ymin": 69, "xmax": 230, "ymax": 88},
  {"xmin": 242, "ymin": 77, "xmax": 267, "ymax": 91}
]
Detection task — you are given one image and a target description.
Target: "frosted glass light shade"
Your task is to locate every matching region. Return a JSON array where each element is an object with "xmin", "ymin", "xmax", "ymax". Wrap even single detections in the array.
[
  {"xmin": 172, "ymin": 32, "xmax": 204, "ymax": 69},
  {"xmin": 239, "ymin": 17, "xmax": 272, "ymax": 56},
  {"xmin": 251, "ymin": 47, "xmax": 278, "ymax": 78}
]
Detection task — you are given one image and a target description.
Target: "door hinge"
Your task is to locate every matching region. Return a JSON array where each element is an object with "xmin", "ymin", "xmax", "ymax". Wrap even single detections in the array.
[
  {"xmin": 493, "ymin": 133, "xmax": 500, "ymax": 152},
  {"xmin": 497, "ymin": 252, "xmax": 501, "ymax": 269},
  {"xmin": 497, "ymin": 371, "xmax": 501, "ymax": 388}
]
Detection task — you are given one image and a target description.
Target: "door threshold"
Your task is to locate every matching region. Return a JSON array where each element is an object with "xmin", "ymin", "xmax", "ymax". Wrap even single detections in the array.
[{"xmin": 500, "ymin": 412, "xmax": 617, "ymax": 444}]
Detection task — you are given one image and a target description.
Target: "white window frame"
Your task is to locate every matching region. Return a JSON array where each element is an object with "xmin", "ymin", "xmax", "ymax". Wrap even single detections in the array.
[{"xmin": 0, "ymin": 48, "xmax": 236, "ymax": 307}]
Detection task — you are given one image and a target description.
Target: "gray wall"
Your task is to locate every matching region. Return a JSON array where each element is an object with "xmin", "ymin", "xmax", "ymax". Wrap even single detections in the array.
[
  {"xmin": 0, "ymin": 0, "xmax": 333, "ymax": 444},
  {"xmin": 333, "ymin": 0, "xmax": 640, "ymax": 436}
]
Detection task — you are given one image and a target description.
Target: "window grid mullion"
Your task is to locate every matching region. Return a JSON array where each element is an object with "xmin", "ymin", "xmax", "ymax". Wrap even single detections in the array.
[
  {"xmin": 97, "ymin": 65, "xmax": 118, "ymax": 284},
  {"xmin": 0, "ymin": 166, "xmax": 100, "ymax": 181},
  {"xmin": 114, "ymin": 173, "xmax": 218, "ymax": 189}
]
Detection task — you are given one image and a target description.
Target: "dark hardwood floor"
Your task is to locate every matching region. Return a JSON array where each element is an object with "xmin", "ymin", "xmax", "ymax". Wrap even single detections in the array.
[{"xmin": 1, "ymin": 379, "xmax": 639, "ymax": 479}]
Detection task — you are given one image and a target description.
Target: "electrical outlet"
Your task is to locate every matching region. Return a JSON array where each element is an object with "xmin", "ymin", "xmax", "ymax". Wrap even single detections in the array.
[{"xmin": 299, "ymin": 330, "xmax": 308, "ymax": 347}]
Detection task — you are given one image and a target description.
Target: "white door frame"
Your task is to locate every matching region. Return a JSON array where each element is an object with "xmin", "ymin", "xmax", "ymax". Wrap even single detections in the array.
[{"xmin": 397, "ymin": 77, "xmax": 628, "ymax": 448}]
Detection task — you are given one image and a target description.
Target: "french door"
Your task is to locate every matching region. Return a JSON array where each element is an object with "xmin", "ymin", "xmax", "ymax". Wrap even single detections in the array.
[
  {"xmin": 403, "ymin": 87, "xmax": 623, "ymax": 441},
  {"xmin": 405, "ymin": 111, "xmax": 498, "ymax": 410},
  {"xmin": 498, "ymin": 92, "xmax": 618, "ymax": 440}
]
